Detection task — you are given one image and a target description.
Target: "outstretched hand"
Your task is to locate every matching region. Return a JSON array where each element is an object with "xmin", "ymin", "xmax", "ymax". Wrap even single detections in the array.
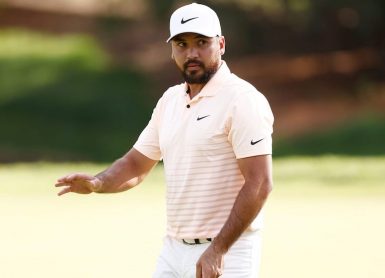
[{"xmin": 55, "ymin": 173, "xmax": 103, "ymax": 196}]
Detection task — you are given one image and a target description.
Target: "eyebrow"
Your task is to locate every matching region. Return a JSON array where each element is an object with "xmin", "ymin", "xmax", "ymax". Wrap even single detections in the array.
[{"xmin": 194, "ymin": 35, "xmax": 210, "ymax": 39}]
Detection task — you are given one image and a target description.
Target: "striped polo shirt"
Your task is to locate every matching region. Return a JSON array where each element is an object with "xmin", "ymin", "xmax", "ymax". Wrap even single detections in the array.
[{"xmin": 134, "ymin": 61, "xmax": 274, "ymax": 239}]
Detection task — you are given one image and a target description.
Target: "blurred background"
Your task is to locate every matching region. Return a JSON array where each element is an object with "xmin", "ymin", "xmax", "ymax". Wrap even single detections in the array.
[
  {"xmin": 1, "ymin": 1, "xmax": 385, "ymax": 278},
  {"xmin": 0, "ymin": 0, "xmax": 384, "ymax": 162}
]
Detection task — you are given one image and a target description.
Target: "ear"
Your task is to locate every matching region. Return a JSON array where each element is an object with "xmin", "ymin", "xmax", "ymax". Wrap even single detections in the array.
[
  {"xmin": 219, "ymin": 36, "xmax": 225, "ymax": 56},
  {"xmin": 171, "ymin": 48, "xmax": 175, "ymax": 60}
]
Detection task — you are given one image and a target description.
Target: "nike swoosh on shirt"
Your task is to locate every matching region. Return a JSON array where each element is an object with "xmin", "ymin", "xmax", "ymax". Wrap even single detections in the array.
[
  {"xmin": 250, "ymin": 138, "xmax": 264, "ymax": 145},
  {"xmin": 181, "ymin": 17, "xmax": 199, "ymax": 24},
  {"xmin": 197, "ymin": 115, "xmax": 210, "ymax": 121}
]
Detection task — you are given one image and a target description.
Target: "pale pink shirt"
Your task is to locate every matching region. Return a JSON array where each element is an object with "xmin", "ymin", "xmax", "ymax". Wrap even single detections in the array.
[{"xmin": 134, "ymin": 61, "xmax": 274, "ymax": 239}]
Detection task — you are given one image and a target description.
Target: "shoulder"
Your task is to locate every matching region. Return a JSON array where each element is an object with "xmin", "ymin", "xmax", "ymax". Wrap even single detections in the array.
[
  {"xmin": 156, "ymin": 83, "xmax": 185, "ymax": 106},
  {"xmin": 226, "ymin": 73, "xmax": 269, "ymax": 104},
  {"xmin": 165, "ymin": 83, "xmax": 185, "ymax": 96},
  {"xmin": 230, "ymin": 73, "xmax": 256, "ymax": 92}
]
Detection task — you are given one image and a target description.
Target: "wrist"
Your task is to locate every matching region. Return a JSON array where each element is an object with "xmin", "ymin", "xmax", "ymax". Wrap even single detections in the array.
[
  {"xmin": 91, "ymin": 176, "xmax": 104, "ymax": 193},
  {"xmin": 212, "ymin": 236, "xmax": 228, "ymax": 255}
]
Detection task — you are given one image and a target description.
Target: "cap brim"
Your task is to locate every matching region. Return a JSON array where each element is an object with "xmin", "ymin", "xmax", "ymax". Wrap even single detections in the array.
[{"xmin": 166, "ymin": 31, "xmax": 217, "ymax": 43}]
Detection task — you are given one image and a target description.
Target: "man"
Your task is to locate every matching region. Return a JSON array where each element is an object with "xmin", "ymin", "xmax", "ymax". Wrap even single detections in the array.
[{"xmin": 55, "ymin": 3, "xmax": 274, "ymax": 277}]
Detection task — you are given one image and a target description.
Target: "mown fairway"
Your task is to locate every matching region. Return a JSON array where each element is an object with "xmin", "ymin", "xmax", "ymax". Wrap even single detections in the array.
[{"xmin": 1, "ymin": 156, "xmax": 384, "ymax": 277}]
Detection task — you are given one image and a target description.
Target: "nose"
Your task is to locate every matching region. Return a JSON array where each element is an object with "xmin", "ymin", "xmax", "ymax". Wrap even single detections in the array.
[{"xmin": 186, "ymin": 46, "xmax": 199, "ymax": 59}]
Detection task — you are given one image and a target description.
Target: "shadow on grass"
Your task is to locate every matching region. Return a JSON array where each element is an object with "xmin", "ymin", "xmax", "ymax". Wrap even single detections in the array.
[{"xmin": 274, "ymin": 115, "xmax": 385, "ymax": 156}]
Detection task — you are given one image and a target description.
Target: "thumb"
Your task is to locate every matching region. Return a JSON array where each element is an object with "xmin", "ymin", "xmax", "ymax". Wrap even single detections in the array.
[{"xmin": 196, "ymin": 263, "xmax": 202, "ymax": 278}]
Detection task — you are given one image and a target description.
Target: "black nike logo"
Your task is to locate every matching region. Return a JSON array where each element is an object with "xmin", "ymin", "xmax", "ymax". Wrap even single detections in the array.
[
  {"xmin": 251, "ymin": 138, "xmax": 264, "ymax": 145},
  {"xmin": 197, "ymin": 115, "xmax": 210, "ymax": 121},
  {"xmin": 181, "ymin": 17, "xmax": 199, "ymax": 24}
]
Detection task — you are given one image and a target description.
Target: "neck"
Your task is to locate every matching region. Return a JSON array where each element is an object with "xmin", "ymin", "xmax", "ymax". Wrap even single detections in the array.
[
  {"xmin": 187, "ymin": 83, "xmax": 206, "ymax": 99},
  {"xmin": 186, "ymin": 60, "xmax": 223, "ymax": 99}
]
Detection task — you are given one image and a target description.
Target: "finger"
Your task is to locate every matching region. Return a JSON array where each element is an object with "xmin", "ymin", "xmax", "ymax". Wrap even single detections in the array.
[
  {"xmin": 57, "ymin": 177, "xmax": 68, "ymax": 183},
  {"xmin": 64, "ymin": 173, "xmax": 82, "ymax": 182},
  {"xmin": 57, "ymin": 186, "xmax": 71, "ymax": 196},
  {"xmin": 57, "ymin": 173, "xmax": 75, "ymax": 183},
  {"xmin": 56, "ymin": 174, "xmax": 90, "ymax": 186},
  {"xmin": 73, "ymin": 173, "xmax": 94, "ymax": 180},
  {"xmin": 58, "ymin": 173, "xmax": 93, "ymax": 183},
  {"xmin": 196, "ymin": 264, "xmax": 202, "ymax": 278},
  {"xmin": 55, "ymin": 182, "xmax": 69, "ymax": 187}
]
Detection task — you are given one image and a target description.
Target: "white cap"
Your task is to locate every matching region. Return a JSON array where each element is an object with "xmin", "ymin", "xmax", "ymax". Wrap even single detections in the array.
[{"xmin": 167, "ymin": 3, "xmax": 222, "ymax": 42}]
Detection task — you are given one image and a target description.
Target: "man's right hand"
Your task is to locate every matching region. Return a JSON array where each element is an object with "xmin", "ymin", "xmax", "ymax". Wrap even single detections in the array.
[{"xmin": 55, "ymin": 173, "xmax": 103, "ymax": 196}]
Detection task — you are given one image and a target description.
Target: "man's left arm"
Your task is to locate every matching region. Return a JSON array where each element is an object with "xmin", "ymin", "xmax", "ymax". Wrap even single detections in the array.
[{"xmin": 196, "ymin": 154, "xmax": 273, "ymax": 278}]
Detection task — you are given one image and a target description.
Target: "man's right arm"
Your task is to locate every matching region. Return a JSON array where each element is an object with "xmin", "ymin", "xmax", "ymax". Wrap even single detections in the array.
[
  {"xmin": 55, "ymin": 148, "xmax": 158, "ymax": 195},
  {"xmin": 95, "ymin": 148, "xmax": 158, "ymax": 193}
]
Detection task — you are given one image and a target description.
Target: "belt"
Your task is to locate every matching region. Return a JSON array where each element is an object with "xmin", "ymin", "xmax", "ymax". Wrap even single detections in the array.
[{"xmin": 182, "ymin": 238, "xmax": 213, "ymax": 245}]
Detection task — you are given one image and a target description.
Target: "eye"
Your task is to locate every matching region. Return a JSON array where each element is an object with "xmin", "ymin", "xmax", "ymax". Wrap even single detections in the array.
[
  {"xmin": 177, "ymin": 42, "xmax": 186, "ymax": 47},
  {"xmin": 198, "ymin": 39, "xmax": 208, "ymax": 46}
]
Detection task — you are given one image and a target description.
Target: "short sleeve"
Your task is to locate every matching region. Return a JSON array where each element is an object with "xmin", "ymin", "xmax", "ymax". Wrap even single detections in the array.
[
  {"xmin": 133, "ymin": 99, "xmax": 162, "ymax": 161},
  {"xmin": 228, "ymin": 90, "xmax": 274, "ymax": 159}
]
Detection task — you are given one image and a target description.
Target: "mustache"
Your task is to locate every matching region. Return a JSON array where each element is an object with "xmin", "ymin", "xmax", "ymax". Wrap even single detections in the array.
[{"xmin": 183, "ymin": 60, "xmax": 204, "ymax": 69}]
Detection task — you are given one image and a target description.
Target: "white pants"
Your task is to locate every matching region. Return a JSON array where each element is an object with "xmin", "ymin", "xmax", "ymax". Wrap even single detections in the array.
[{"xmin": 153, "ymin": 231, "xmax": 262, "ymax": 278}]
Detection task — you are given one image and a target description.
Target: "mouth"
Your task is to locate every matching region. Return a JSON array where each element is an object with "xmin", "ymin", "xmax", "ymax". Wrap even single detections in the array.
[
  {"xmin": 187, "ymin": 64, "xmax": 201, "ymax": 71},
  {"xmin": 185, "ymin": 61, "xmax": 203, "ymax": 71}
]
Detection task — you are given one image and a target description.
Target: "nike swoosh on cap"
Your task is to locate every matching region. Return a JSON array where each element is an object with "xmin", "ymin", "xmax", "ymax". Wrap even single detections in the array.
[
  {"xmin": 181, "ymin": 17, "xmax": 199, "ymax": 24},
  {"xmin": 250, "ymin": 138, "xmax": 264, "ymax": 145}
]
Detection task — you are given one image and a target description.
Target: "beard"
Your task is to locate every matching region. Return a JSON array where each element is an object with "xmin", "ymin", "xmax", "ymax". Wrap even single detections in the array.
[{"xmin": 181, "ymin": 59, "xmax": 220, "ymax": 84}]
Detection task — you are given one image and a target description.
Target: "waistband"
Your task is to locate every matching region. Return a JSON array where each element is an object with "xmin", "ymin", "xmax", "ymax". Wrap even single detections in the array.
[{"xmin": 181, "ymin": 238, "xmax": 212, "ymax": 245}]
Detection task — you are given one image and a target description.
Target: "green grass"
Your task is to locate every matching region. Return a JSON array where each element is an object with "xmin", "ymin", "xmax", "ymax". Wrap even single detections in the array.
[{"xmin": 0, "ymin": 156, "xmax": 384, "ymax": 277}]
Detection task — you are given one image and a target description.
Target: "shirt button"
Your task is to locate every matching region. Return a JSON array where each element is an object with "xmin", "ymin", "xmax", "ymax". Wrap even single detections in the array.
[{"xmin": 186, "ymin": 104, "xmax": 191, "ymax": 108}]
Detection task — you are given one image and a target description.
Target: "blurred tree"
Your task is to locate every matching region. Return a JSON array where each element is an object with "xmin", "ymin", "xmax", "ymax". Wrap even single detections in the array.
[
  {"xmin": 147, "ymin": 0, "xmax": 177, "ymax": 20},
  {"xmin": 214, "ymin": 0, "xmax": 384, "ymax": 53}
]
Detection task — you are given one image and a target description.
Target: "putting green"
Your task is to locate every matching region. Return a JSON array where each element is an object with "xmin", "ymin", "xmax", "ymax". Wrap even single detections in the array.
[{"xmin": 0, "ymin": 157, "xmax": 384, "ymax": 277}]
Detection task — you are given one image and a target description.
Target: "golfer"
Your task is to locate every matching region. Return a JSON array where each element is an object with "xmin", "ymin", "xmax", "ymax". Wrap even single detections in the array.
[{"xmin": 55, "ymin": 3, "xmax": 274, "ymax": 277}]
